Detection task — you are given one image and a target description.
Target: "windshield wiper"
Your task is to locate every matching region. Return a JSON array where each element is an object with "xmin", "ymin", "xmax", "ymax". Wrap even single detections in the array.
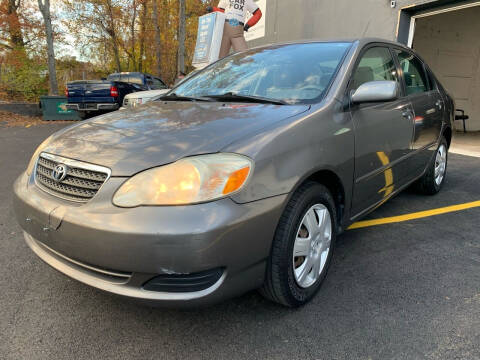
[
  {"xmin": 159, "ymin": 93, "xmax": 213, "ymax": 102},
  {"xmin": 205, "ymin": 92, "xmax": 287, "ymax": 105}
]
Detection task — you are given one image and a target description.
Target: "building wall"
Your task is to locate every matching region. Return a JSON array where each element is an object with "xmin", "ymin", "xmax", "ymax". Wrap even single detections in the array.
[
  {"xmin": 249, "ymin": 0, "xmax": 443, "ymax": 47},
  {"xmin": 247, "ymin": 0, "xmax": 480, "ymax": 131},
  {"xmin": 413, "ymin": 7, "xmax": 480, "ymax": 131}
]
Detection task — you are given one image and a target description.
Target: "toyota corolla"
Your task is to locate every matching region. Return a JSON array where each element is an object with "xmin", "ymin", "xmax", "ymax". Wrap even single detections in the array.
[{"xmin": 13, "ymin": 39, "xmax": 454, "ymax": 307}]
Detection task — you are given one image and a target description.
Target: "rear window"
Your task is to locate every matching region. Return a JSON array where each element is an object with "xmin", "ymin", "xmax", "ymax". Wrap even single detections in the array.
[
  {"xmin": 107, "ymin": 74, "xmax": 144, "ymax": 85},
  {"xmin": 127, "ymin": 75, "xmax": 144, "ymax": 85},
  {"xmin": 107, "ymin": 74, "xmax": 121, "ymax": 82}
]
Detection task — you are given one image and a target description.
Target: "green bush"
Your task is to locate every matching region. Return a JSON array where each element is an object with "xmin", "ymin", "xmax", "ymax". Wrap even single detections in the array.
[{"xmin": 0, "ymin": 53, "xmax": 49, "ymax": 102}]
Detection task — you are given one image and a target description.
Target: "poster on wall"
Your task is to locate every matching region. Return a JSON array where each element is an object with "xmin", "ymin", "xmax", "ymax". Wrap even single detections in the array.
[{"xmin": 245, "ymin": 0, "xmax": 266, "ymax": 42}]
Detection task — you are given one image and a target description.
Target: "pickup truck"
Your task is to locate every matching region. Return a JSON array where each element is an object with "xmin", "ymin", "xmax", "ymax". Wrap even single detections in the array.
[{"xmin": 65, "ymin": 72, "xmax": 168, "ymax": 117}]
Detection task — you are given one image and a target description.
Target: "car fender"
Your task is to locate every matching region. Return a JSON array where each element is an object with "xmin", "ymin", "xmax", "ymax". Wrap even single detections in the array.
[{"xmin": 225, "ymin": 100, "xmax": 355, "ymax": 225}]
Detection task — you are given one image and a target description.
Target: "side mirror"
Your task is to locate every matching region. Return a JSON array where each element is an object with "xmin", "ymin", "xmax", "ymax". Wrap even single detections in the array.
[{"xmin": 351, "ymin": 80, "xmax": 398, "ymax": 103}]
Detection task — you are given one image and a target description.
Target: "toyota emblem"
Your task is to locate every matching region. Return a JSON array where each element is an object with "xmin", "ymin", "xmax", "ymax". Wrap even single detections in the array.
[{"xmin": 52, "ymin": 164, "xmax": 68, "ymax": 182}]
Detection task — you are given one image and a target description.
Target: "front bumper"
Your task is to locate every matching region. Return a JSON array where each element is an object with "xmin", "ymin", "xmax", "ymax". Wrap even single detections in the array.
[{"xmin": 13, "ymin": 171, "xmax": 286, "ymax": 305}]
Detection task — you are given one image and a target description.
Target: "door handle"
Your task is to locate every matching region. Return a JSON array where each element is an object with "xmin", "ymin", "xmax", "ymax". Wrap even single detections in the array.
[{"xmin": 402, "ymin": 110, "xmax": 413, "ymax": 120}]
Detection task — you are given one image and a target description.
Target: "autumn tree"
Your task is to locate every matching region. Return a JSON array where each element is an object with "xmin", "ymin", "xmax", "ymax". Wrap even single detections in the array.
[
  {"xmin": 0, "ymin": 0, "xmax": 216, "ymax": 101},
  {"xmin": 0, "ymin": 0, "xmax": 53, "ymax": 100},
  {"xmin": 3, "ymin": 0, "xmax": 24, "ymax": 49},
  {"xmin": 62, "ymin": 0, "xmax": 125, "ymax": 72}
]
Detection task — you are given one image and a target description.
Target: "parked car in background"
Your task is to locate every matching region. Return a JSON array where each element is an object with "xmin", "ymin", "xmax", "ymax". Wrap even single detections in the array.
[
  {"xmin": 121, "ymin": 69, "xmax": 201, "ymax": 109},
  {"xmin": 14, "ymin": 39, "xmax": 454, "ymax": 307},
  {"xmin": 122, "ymin": 88, "xmax": 170, "ymax": 109},
  {"xmin": 66, "ymin": 72, "xmax": 167, "ymax": 117}
]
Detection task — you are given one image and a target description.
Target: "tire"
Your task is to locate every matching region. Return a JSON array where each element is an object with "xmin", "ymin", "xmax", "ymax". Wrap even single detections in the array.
[
  {"xmin": 260, "ymin": 182, "xmax": 337, "ymax": 307},
  {"xmin": 414, "ymin": 137, "xmax": 448, "ymax": 195},
  {"xmin": 77, "ymin": 111, "xmax": 88, "ymax": 120}
]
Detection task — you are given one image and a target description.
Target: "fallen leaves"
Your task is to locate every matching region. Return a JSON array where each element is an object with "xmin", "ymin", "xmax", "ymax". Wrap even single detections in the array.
[{"xmin": 0, "ymin": 111, "xmax": 72, "ymax": 128}]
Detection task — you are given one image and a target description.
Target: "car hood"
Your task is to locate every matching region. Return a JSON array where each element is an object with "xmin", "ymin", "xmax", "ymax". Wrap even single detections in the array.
[{"xmin": 43, "ymin": 101, "xmax": 309, "ymax": 176}]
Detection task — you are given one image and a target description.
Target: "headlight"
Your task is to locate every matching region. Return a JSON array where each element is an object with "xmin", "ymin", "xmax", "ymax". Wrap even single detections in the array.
[
  {"xmin": 112, "ymin": 153, "xmax": 253, "ymax": 207},
  {"xmin": 131, "ymin": 98, "xmax": 143, "ymax": 107},
  {"xmin": 26, "ymin": 135, "xmax": 53, "ymax": 175}
]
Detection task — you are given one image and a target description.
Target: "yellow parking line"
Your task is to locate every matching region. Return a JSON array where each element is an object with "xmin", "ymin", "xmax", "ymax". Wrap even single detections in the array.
[{"xmin": 348, "ymin": 200, "xmax": 480, "ymax": 230}]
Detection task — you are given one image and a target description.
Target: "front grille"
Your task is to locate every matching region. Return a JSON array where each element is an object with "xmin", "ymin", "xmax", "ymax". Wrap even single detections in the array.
[{"xmin": 34, "ymin": 153, "xmax": 110, "ymax": 202}]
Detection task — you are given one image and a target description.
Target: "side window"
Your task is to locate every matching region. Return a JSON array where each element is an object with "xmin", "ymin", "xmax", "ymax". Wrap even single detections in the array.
[
  {"xmin": 395, "ymin": 51, "xmax": 428, "ymax": 95},
  {"xmin": 151, "ymin": 77, "xmax": 167, "ymax": 90},
  {"xmin": 352, "ymin": 47, "xmax": 398, "ymax": 90}
]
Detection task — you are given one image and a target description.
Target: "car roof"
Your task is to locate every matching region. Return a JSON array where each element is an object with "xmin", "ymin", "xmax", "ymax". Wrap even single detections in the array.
[
  {"xmin": 249, "ymin": 38, "xmax": 412, "ymax": 52},
  {"xmin": 109, "ymin": 72, "xmax": 144, "ymax": 76}
]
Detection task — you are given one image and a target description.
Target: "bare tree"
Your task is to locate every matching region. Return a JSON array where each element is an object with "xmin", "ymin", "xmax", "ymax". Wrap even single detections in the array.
[
  {"xmin": 152, "ymin": 0, "xmax": 161, "ymax": 76},
  {"xmin": 105, "ymin": 0, "xmax": 122, "ymax": 71},
  {"xmin": 37, "ymin": 0, "xmax": 58, "ymax": 94},
  {"xmin": 177, "ymin": 0, "xmax": 185, "ymax": 74}
]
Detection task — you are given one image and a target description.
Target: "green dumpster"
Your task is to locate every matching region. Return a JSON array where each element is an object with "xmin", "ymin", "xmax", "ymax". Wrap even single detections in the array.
[{"xmin": 39, "ymin": 96, "xmax": 82, "ymax": 121}]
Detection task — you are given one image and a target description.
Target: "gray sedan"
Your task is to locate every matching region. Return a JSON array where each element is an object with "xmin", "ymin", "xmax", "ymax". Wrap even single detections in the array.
[{"xmin": 13, "ymin": 38, "xmax": 454, "ymax": 307}]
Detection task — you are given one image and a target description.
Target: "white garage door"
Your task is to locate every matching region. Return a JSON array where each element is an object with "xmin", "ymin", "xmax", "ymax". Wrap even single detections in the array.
[{"xmin": 412, "ymin": 6, "xmax": 480, "ymax": 132}]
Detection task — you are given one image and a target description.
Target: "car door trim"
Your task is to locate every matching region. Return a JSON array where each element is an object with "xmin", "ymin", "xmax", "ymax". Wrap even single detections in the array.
[
  {"xmin": 350, "ymin": 147, "xmax": 435, "ymax": 222},
  {"xmin": 351, "ymin": 168, "xmax": 424, "ymax": 221},
  {"xmin": 354, "ymin": 141, "xmax": 436, "ymax": 185}
]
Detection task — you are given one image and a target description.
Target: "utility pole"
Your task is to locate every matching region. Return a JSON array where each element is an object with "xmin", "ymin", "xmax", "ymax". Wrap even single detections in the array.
[
  {"xmin": 177, "ymin": 0, "xmax": 186, "ymax": 74},
  {"xmin": 152, "ymin": 0, "xmax": 162, "ymax": 76},
  {"xmin": 38, "ymin": 0, "xmax": 59, "ymax": 94}
]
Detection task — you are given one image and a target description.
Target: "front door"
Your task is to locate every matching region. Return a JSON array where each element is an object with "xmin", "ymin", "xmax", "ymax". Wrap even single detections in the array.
[{"xmin": 349, "ymin": 46, "xmax": 414, "ymax": 217}]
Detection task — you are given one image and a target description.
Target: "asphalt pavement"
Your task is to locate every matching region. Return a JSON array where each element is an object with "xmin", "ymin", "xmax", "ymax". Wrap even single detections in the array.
[{"xmin": 1, "ymin": 123, "xmax": 479, "ymax": 360}]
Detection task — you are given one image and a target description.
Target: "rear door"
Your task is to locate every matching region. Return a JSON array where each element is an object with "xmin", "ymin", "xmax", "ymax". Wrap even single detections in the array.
[
  {"xmin": 394, "ymin": 49, "xmax": 443, "ymax": 174},
  {"xmin": 349, "ymin": 45, "xmax": 415, "ymax": 217}
]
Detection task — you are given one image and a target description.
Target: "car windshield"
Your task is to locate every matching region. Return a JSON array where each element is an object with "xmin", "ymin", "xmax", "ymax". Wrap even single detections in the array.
[{"xmin": 173, "ymin": 42, "xmax": 351, "ymax": 104}]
